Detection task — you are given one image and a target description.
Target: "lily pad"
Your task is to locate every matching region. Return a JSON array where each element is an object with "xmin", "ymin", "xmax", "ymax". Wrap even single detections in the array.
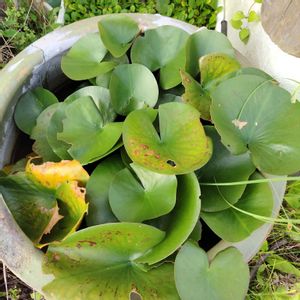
[
  {"xmin": 61, "ymin": 33, "xmax": 116, "ymax": 80},
  {"xmin": 174, "ymin": 242, "xmax": 249, "ymax": 300},
  {"xmin": 186, "ymin": 28, "xmax": 235, "ymax": 77},
  {"xmin": 31, "ymin": 103, "xmax": 61, "ymax": 162},
  {"xmin": 109, "ymin": 63, "xmax": 159, "ymax": 115},
  {"xmin": 86, "ymin": 153, "xmax": 124, "ymax": 226},
  {"xmin": 57, "ymin": 97, "xmax": 123, "ymax": 165},
  {"xmin": 201, "ymin": 172, "xmax": 274, "ymax": 242},
  {"xmin": 43, "ymin": 223, "xmax": 179, "ymax": 300},
  {"xmin": 26, "ymin": 160, "xmax": 89, "ymax": 190},
  {"xmin": 196, "ymin": 126, "xmax": 255, "ymax": 212},
  {"xmin": 109, "ymin": 163, "xmax": 177, "ymax": 222},
  {"xmin": 136, "ymin": 173, "xmax": 201, "ymax": 265},
  {"xmin": 14, "ymin": 87, "xmax": 58, "ymax": 135},
  {"xmin": 199, "ymin": 52, "xmax": 241, "ymax": 90},
  {"xmin": 0, "ymin": 173, "xmax": 59, "ymax": 243},
  {"xmin": 211, "ymin": 74, "xmax": 300, "ymax": 175},
  {"xmin": 123, "ymin": 102, "xmax": 212, "ymax": 175},
  {"xmin": 180, "ymin": 70, "xmax": 211, "ymax": 120},
  {"xmin": 131, "ymin": 25, "xmax": 189, "ymax": 89},
  {"xmin": 40, "ymin": 181, "xmax": 88, "ymax": 245},
  {"xmin": 98, "ymin": 15, "xmax": 140, "ymax": 58}
]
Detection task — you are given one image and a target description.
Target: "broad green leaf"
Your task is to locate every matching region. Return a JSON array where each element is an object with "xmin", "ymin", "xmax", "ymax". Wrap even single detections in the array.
[
  {"xmin": 186, "ymin": 28, "xmax": 235, "ymax": 76},
  {"xmin": 248, "ymin": 10, "xmax": 260, "ymax": 22},
  {"xmin": 131, "ymin": 25, "xmax": 189, "ymax": 89},
  {"xmin": 239, "ymin": 28, "xmax": 250, "ymax": 44},
  {"xmin": 43, "ymin": 223, "xmax": 179, "ymax": 300},
  {"xmin": 174, "ymin": 242, "xmax": 249, "ymax": 300},
  {"xmin": 196, "ymin": 126, "xmax": 255, "ymax": 212},
  {"xmin": 64, "ymin": 86, "xmax": 115, "ymax": 124},
  {"xmin": 98, "ymin": 15, "xmax": 140, "ymax": 58},
  {"xmin": 136, "ymin": 173, "xmax": 201, "ymax": 265},
  {"xmin": 189, "ymin": 221, "xmax": 202, "ymax": 242},
  {"xmin": 232, "ymin": 67, "xmax": 274, "ymax": 80},
  {"xmin": 48, "ymin": 86, "xmax": 115, "ymax": 159},
  {"xmin": 31, "ymin": 103, "xmax": 61, "ymax": 162},
  {"xmin": 284, "ymin": 181, "xmax": 300, "ymax": 210},
  {"xmin": 61, "ymin": 33, "xmax": 116, "ymax": 80},
  {"xmin": 230, "ymin": 19, "xmax": 243, "ymax": 30},
  {"xmin": 201, "ymin": 172, "xmax": 274, "ymax": 242},
  {"xmin": 95, "ymin": 71, "xmax": 112, "ymax": 88},
  {"xmin": 57, "ymin": 97, "xmax": 122, "ymax": 165},
  {"xmin": 199, "ymin": 52, "xmax": 241, "ymax": 90},
  {"xmin": 40, "ymin": 181, "xmax": 88, "ymax": 245},
  {"xmin": 109, "ymin": 63, "xmax": 159, "ymax": 115},
  {"xmin": 26, "ymin": 160, "xmax": 89, "ymax": 189},
  {"xmin": 14, "ymin": 87, "xmax": 58, "ymax": 135},
  {"xmin": 211, "ymin": 74, "xmax": 300, "ymax": 175},
  {"xmin": 156, "ymin": 93, "xmax": 182, "ymax": 107},
  {"xmin": 109, "ymin": 163, "xmax": 177, "ymax": 222},
  {"xmin": 180, "ymin": 70, "xmax": 211, "ymax": 120},
  {"xmin": 0, "ymin": 173, "xmax": 59, "ymax": 243},
  {"xmin": 123, "ymin": 102, "xmax": 212, "ymax": 175},
  {"xmin": 85, "ymin": 153, "xmax": 124, "ymax": 226},
  {"xmin": 232, "ymin": 10, "xmax": 246, "ymax": 21},
  {"xmin": 266, "ymin": 254, "xmax": 300, "ymax": 277}
]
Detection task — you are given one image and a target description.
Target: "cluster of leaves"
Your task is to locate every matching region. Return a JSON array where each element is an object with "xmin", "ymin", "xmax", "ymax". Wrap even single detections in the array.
[
  {"xmin": 3, "ymin": 14, "xmax": 300, "ymax": 299},
  {"xmin": 247, "ymin": 186, "xmax": 300, "ymax": 299},
  {"xmin": 64, "ymin": 0, "xmax": 221, "ymax": 29},
  {"xmin": 230, "ymin": 0, "xmax": 262, "ymax": 44},
  {"xmin": 0, "ymin": 0, "xmax": 59, "ymax": 64}
]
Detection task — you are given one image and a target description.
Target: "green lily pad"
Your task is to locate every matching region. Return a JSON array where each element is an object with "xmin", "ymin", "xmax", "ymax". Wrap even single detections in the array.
[
  {"xmin": 180, "ymin": 70, "xmax": 211, "ymax": 120},
  {"xmin": 40, "ymin": 181, "xmax": 88, "ymax": 245},
  {"xmin": 123, "ymin": 102, "xmax": 212, "ymax": 175},
  {"xmin": 61, "ymin": 33, "xmax": 116, "ymax": 80},
  {"xmin": 0, "ymin": 173, "xmax": 59, "ymax": 243},
  {"xmin": 196, "ymin": 126, "xmax": 255, "ymax": 212},
  {"xmin": 186, "ymin": 28, "xmax": 235, "ymax": 77},
  {"xmin": 131, "ymin": 25, "xmax": 189, "ymax": 89},
  {"xmin": 201, "ymin": 172, "xmax": 274, "ymax": 242},
  {"xmin": 199, "ymin": 52, "xmax": 241, "ymax": 90},
  {"xmin": 98, "ymin": 15, "xmax": 140, "ymax": 58},
  {"xmin": 57, "ymin": 97, "xmax": 122, "ymax": 165},
  {"xmin": 174, "ymin": 242, "xmax": 249, "ymax": 300},
  {"xmin": 211, "ymin": 74, "xmax": 300, "ymax": 175},
  {"xmin": 14, "ymin": 87, "xmax": 58, "ymax": 135},
  {"xmin": 109, "ymin": 163, "xmax": 177, "ymax": 222},
  {"xmin": 109, "ymin": 63, "xmax": 159, "ymax": 116},
  {"xmin": 43, "ymin": 223, "xmax": 179, "ymax": 300},
  {"xmin": 31, "ymin": 103, "xmax": 61, "ymax": 162},
  {"xmin": 136, "ymin": 173, "xmax": 201, "ymax": 265},
  {"xmin": 85, "ymin": 153, "xmax": 124, "ymax": 226}
]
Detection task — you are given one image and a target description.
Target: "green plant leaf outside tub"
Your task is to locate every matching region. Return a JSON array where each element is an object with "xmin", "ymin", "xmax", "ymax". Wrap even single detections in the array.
[
  {"xmin": 85, "ymin": 153, "xmax": 124, "ymax": 226},
  {"xmin": 123, "ymin": 102, "xmax": 212, "ymax": 175},
  {"xmin": 199, "ymin": 52, "xmax": 241, "ymax": 90},
  {"xmin": 186, "ymin": 28, "xmax": 235, "ymax": 76},
  {"xmin": 40, "ymin": 181, "xmax": 88, "ymax": 245},
  {"xmin": 42, "ymin": 223, "xmax": 179, "ymax": 300},
  {"xmin": 174, "ymin": 242, "xmax": 249, "ymax": 300},
  {"xmin": 14, "ymin": 87, "xmax": 58, "ymax": 135},
  {"xmin": 131, "ymin": 25, "xmax": 189, "ymax": 89},
  {"xmin": 98, "ymin": 15, "xmax": 140, "ymax": 58},
  {"xmin": 180, "ymin": 70, "xmax": 211, "ymax": 120},
  {"xmin": 136, "ymin": 172, "xmax": 201, "ymax": 265},
  {"xmin": 61, "ymin": 33, "xmax": 116, "ymax": 80},
  {"xmin": 196, "ymin": 126, "xmax": 255, "ymax": 212},
  {"xmin": 57, "ymin": 97, "xmax": 122, "ymax": 165},
  {"xmin": 31, "ymin": 103, "xmax": 61, "ymax": 162},
  {"xmin": 109, "ymin": 163, "xmax": 177, "ymax": 222},
  {"xmin": 0, "ymin": 173, "xmax": 59, "ymax": 244},
  {"xmin": 201, "ymin": 172, "xmax": 274, "ymax": 242},
  {"xmin": 211, "ymin": 74, "xmax": 300, "ymax": 175},
  {"xmin": 109, "ymin": 63, "xmax": 159, "ymax": 116}
]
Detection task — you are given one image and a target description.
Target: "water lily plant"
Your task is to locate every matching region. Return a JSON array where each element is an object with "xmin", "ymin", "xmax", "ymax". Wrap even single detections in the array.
[{"xmin": 1, "ymin": 14, "xmax": 300, "ymax": 300}]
